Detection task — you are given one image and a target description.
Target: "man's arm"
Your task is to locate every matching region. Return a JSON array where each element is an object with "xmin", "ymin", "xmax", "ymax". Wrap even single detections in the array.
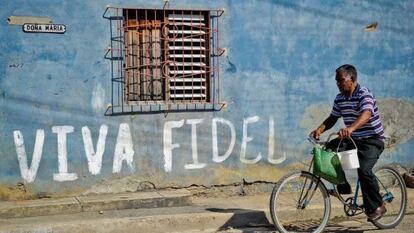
[
  {"xmin": 311, "ymin": 115, "xmax": 339, "ymax": 140},
  {"xmin": 338, "ymin": 109, "xmax": 371, "ymax": 138}
]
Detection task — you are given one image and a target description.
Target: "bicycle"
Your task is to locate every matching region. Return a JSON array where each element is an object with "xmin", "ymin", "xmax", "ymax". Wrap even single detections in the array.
[{"xmin": 269, "ymin": 133, "xmax": 407, "ymax": 233}]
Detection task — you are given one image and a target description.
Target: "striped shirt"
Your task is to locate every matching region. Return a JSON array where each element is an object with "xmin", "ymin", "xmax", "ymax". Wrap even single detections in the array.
[{"xmin": 330, "ymin": 84, "xmax": 385, "ymax": 139}]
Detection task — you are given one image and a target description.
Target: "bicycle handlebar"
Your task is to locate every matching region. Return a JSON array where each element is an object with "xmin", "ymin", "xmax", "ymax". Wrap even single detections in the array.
[{"xmin": 308, "ymin": 132, "xmax": 338, "ymax": 147}]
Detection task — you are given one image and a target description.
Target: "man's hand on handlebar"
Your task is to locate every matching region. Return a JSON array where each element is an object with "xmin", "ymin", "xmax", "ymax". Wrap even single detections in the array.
[
  {"xmin": 310, "ymin": 127, "xmax": 354, "ymax": 142},
  {"xmin": 310, "ymin": 129, "xmax": 322, "ymax": 141}
]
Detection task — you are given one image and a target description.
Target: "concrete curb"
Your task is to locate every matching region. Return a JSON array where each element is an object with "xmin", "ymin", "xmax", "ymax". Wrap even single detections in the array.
[{"xmin": 0, "ymin": 190, "xmax": 191, "ymax": 218}]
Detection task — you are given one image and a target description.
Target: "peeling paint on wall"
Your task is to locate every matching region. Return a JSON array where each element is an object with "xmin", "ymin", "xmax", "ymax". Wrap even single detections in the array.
[
  {"xmin": 379, "ymin": 99, "xmax": 414, "ymax": 146},
  {"xmin": 0, "ymin": 184, "xmax": 34, "ymax": 201},
  {"xmin": 300, "ymin": 103, "xmax": 334, "ymax": 133},
  {"xmin": 91, "ymin": 82, "xmax": 105, "ymax": 114}
]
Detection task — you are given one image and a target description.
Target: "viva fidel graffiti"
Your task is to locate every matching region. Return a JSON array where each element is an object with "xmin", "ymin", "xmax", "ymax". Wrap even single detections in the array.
[{"xmin": 13, "ymin": 116, "xmax": 286, "ymax": 183}]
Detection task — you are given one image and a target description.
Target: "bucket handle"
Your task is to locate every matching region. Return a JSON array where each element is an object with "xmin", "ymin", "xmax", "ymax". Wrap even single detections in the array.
[{"xmin": 336, "ymin": 137, "xmax": 358, "ymax": 153}]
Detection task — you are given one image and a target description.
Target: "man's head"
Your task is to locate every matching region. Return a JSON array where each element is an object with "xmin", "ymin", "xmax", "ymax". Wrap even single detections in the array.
[{"xmin": 335, "ymin": 64, "xmax": 357, "ymax": 95}]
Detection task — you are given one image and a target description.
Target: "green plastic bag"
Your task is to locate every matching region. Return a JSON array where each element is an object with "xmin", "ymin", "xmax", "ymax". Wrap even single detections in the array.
[{"xmin": 312, "ymin": 147, "xmax": 346, "ymax": 184}]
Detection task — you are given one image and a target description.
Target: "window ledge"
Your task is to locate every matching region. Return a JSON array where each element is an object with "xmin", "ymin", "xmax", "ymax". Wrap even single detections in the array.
[{"xmin": 105, "ymin": 102, "xmax": 226, "ymax": 116}]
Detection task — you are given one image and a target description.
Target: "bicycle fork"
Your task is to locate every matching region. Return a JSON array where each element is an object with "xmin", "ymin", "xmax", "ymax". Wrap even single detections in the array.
[
  {"xmin": 297, "ymin": 177, "xmax": 320, "ymax": 209},
  {"xmin": 376, "ymin": 177, "xmax": 394, "ymax": 203}
]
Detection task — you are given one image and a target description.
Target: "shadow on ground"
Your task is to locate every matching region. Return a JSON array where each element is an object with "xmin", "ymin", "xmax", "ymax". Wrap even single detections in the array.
[
  {"xmin": 206, "ymin": 208, "xmax": 386, "ymax": 232},
  {"xmin": 206, "ymin": 208, "xmax": 273, "ymax": 232}
]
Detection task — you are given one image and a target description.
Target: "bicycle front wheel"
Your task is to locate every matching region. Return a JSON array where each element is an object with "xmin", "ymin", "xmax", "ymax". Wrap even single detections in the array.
[
  {"xmin": 372, "ymin": 166, "xmax": 407, "ymax": 229},
  {"xmin": 270, "ymin": 171, "xmax": 331, "ymax": 233}
]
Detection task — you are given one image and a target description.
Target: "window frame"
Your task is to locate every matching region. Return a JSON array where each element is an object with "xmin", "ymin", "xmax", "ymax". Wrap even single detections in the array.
[{"xmin": 103, "ymin": 7, "xmax": 224, "ymax": 115}]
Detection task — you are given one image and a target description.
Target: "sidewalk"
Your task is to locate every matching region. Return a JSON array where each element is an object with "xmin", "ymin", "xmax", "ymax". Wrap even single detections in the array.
[
  {"xmin": 0, "ymin": 188, "xmax": 413, "ymax": 233},
  {"xmin": 0, "ymin": 190, "xmax": 191, "ymax": 218}
]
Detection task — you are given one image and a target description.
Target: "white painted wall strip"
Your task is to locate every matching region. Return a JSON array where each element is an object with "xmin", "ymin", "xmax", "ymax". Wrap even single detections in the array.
[{"xmin": 7, "ymin": 15, "xmax": 52, "ymax": 25}]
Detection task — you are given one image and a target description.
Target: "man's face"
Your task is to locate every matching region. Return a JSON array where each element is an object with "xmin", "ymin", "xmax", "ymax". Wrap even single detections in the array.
[{"xmin": 335, "ymin": 72, "xmax": 354, "ymax": 94}]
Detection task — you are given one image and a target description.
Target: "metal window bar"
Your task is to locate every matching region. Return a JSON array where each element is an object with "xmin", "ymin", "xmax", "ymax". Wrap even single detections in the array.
[{"xmin": 103, "ymin": 7, "xmax": 224, "ymax": 115}]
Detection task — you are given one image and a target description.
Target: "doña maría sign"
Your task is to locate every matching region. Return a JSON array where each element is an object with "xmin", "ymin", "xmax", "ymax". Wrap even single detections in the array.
[{"xmin": 22, "ymin": 23, "xmax": 66, "ymax": 34}]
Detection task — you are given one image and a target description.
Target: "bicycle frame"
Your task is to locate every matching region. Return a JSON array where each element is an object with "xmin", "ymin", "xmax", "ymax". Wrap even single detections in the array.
[{"xmin": 330, "ymin": 173, "xmax": 395, "ymax": 207}]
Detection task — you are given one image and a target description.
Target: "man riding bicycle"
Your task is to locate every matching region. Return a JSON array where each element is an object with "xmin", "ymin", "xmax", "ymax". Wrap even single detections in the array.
[{"xmin": 311, "ymin": 64, "xmax": 386, "ymax": 221}]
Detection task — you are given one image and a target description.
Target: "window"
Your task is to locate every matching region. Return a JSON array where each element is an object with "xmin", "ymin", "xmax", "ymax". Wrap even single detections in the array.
[{"xmin": 103, "ymin": 7, "xmax": 224, "ymax": 115}]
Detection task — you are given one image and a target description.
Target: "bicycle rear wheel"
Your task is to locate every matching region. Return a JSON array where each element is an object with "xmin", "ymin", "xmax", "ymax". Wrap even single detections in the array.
[
  {"xmin": 371, "ymin": 166, "xmax": 407, "ymax": 229},
  {"xmin": 270, "ymin": 171, "xmax": 331, "ymax": 233}
]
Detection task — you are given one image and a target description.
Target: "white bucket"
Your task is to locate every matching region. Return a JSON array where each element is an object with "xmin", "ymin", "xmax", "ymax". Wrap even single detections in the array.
[{"xmin": 337, "ymin": 149, "xmax": 360, "ymax": 170}]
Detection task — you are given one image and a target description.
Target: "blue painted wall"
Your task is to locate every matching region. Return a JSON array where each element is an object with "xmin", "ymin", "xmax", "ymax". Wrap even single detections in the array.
[{"xmin": 1, "ymin": 0, "xmax": 413, "ymax": 195}]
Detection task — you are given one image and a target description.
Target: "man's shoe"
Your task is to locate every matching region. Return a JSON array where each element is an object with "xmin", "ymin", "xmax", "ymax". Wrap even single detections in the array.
[{"xmin": 367, "ymin": 204, "xmax": 387, "ymax": 222}]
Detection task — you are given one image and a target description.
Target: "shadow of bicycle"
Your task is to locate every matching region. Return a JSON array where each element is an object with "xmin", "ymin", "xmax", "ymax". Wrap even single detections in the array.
[
  {"xmin": 205, "ymin": 208, "xmax": 390, "ymax": 232},
  {"xmin": 323, "ymin": 222, "xmax": 381, "ymax": 233},
  {"xmin": 206, "ymin": 208, "xmax": 272, "ymax": 232}
]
